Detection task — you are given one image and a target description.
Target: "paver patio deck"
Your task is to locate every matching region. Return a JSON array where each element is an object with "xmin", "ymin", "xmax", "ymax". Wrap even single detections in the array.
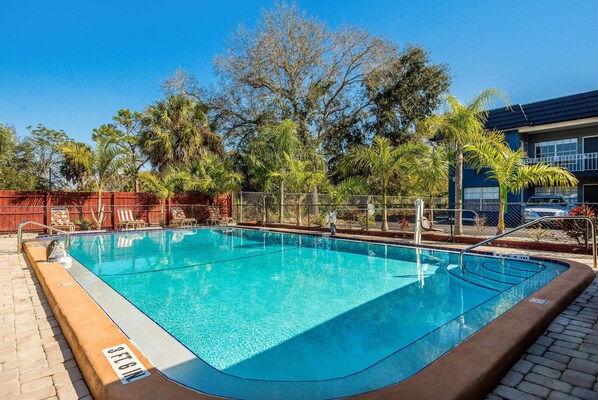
[
  {"xmin": 0, "ymin": 236, "xmax": 91, "ymax": 400},
  {"xmin": 1, "ymin": 232, "xmax": 597, "ymax": 400}
]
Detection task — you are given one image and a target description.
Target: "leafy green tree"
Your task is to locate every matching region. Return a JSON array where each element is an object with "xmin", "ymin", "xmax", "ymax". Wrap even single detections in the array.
[
  {"xmin": 424, "ymin": 88, "xmax": 508, "ymax": 235},
  {"xmin": 342, "ymin": 137, "xmax": 424, "ymax": 231},
  {"xmin": 138, "ymin": 170, "xmax": 188, "ymax": 226},
  {"xmin": 140, "ymin": 95, "xmax": 221, "ymax": 170},
  {"xmin": 0, "ymin": 124, "xmax": 15, "ymax": 152},
  {"xmin": 363, "ymin": 45, "xmax": 451, "ymax": 145},
  {"xmin": 0, "ymin": 124, "xmax": 17, "ymax": 183},
  {"xmin": 93, "ymin": 109, "xmax": 148, "ymax": 192},
  {"xmin": 465, "ymin": 135, "xmax": 578, "ymax": 234},
  {"xmin": 60, "ymin": 139, "xmax": 124, "ymax": 229},
  {"xmin": 27, "ymin": 124, "xmax": 71, "ymax": 190}
]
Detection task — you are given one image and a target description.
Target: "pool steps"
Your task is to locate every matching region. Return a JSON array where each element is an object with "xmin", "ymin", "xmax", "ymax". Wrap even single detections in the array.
[{"xmin": 446, "ymin": 259, "xmax": 546, "ymax": 292}]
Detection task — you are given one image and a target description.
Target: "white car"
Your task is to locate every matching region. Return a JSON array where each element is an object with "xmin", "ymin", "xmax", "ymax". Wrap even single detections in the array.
[{"xmin": 522, "ymin": 195, "xmax": 573, "ymax": 223}]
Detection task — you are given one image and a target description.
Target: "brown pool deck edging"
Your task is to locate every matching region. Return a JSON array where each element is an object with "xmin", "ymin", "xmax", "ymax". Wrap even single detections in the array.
[{"xmin": 22, "ymin": 239, "xmax": 594, "ymax": 400}]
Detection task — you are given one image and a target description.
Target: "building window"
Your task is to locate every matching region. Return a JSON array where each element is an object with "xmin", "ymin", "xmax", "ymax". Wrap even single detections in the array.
[
  {"xmin": 534, "ymin": 187, "xmax": 578, "ymax": 203},
  {"xmin": 464, "ymin": 187, "xmax": 499, "ymax": 210},
  {"xmin": 534, "ymin": 139, "xmax": 578, "ymax": 158},
  {"xmin": 534, "ymin": 139, "xmax": 578, "ymax": 170}
]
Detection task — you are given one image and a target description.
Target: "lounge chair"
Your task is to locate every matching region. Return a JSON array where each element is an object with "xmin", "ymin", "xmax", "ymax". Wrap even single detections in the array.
[
  {"xmin": 421, "ymin": 216, "xmax": 443, "ymax": 232},
  {"xmin": 170, "ymin": 207, "xmax": 197, "ymax": 227},
  {"xmin": 117, "ymin": 233, "xmax": 144, "ymax": 248},
  {"xmin": 206, "ymin": 206, "xmax": 233, "ymax": 226},
  {"xmin": 49, "ymin": 207, "xmax": 75, "ymax": 234},
  {"xmin": 116, "ymin": 208, "xmax": 146, "ymax": 230}
]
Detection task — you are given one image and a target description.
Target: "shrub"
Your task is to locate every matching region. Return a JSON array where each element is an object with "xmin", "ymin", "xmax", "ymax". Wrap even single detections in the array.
[
  {"xmin": 75, "ymin": 218, "xmax": 94, "ymax": 231},
  {"xmin": 561, "ymin": 205, "xmax": 596, "ymax": 244}
]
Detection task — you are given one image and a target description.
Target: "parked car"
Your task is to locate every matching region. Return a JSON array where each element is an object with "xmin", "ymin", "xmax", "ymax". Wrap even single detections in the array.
[{"xmin": 522, "ymin": 195, "xmax": 574, "ymax": 223}]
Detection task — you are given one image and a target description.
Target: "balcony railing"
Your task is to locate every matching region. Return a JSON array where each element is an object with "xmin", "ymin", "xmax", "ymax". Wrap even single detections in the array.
[{"xmin": 523, "ymin": 152, "xmax": 598, "ymax": 172}]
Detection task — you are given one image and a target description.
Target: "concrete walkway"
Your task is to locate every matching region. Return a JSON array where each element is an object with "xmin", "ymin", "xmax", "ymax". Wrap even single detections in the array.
[
  {"xmin": 0, "ymin": 236, "xmax": 91, "ymax": 400},
  {"xmin": 1, "ymin": 233, "xmax": 597, "ymax": 400}
]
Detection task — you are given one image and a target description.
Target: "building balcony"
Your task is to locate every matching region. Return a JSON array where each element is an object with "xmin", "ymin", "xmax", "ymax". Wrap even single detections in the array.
[{"xmin": 523, "ymin": 152, "xmax": 598, "ymax": 172}]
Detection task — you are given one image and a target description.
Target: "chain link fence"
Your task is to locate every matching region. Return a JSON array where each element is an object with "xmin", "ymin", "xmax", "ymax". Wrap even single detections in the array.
[{"xmin": 235, "ymin": 193, "xmax": 597, "ymax": 252}]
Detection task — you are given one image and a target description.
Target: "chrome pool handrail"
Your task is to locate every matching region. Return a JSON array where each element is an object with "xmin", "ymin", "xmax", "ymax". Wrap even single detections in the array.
[
  {"xmin": 457, "ymin": 216, "xmax": 597, "ymax": 272},
  {"xmin": 17, "ymin": 221, "xmax": 71, "ymax": 254}
]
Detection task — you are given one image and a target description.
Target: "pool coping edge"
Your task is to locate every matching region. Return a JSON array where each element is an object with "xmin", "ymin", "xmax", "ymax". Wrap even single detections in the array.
[{"xmin": 22, "ymin": 236, "xmax": 595, "ymax": 400}]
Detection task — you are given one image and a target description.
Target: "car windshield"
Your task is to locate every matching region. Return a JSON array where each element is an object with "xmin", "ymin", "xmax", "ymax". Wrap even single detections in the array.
[{"xmin": 528, "ymin": 198, "xmax": 565, "ymax": 205}]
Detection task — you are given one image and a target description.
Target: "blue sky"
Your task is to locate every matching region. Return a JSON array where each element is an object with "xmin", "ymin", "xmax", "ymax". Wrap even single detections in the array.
[{"xmin": 1, "ymin": 0, "xmax": 597, "ymax": 143}]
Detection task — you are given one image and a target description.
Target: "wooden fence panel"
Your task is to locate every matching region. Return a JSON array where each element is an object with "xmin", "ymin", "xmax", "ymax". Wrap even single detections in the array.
[{"xmin": 0, "ymin": 190, "xmax": 233, "ymax": 233}]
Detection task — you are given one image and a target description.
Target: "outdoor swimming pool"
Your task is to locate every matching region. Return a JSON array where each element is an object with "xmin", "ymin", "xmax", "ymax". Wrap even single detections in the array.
[{"xmin": 65, "ymin": 228, "xmax": 568, "ymax": 399}]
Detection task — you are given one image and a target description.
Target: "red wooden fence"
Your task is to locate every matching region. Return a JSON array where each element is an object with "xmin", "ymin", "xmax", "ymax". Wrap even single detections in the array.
[{"xmin": 0, "ymin": 190, "xmax": 233, "ymax": 233}]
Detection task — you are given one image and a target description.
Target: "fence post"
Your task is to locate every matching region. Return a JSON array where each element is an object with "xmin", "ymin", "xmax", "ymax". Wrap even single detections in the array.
[
  {"xmin": 239, "ymin": 192, "xmax": 243, "ymax": 223},
  {"xmin": 111, "ymin": 192, "xmax": 116, "ymax": 230},
  {"xmin": 264, "ymin": 196, "xmax": 268, "ymax": 226},
  {"xmin": 44, "ymin": 191, "xmax": 51, "ymax": 228},
  {"xmin": 307, "ymin": 205, "xmax": 310, "ymax": 228},
  {"xmin": 414, "ymin": 199, "xmax": 423, "ymax": 245}
]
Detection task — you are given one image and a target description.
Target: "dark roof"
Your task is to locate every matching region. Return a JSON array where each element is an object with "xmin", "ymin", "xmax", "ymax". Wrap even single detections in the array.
[{"xmin": 485, "ymin": 90, "xmax": 598, "ymax": 131}]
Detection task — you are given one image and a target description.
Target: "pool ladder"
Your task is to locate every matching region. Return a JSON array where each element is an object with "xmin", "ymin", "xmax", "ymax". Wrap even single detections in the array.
[
  {"xmin": 458, "ymin": 216, "xmax": 597, "ymax": 273},
  {"xmin": 17, "ymin": 221, "xmax": 72, "ymax": 254}
]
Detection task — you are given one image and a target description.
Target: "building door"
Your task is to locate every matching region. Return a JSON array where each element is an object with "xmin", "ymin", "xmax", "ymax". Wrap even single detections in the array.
[
  {"xmin": 583, "ymin": 136, "xmax": 598, "ymax": 171},
  {"xmin": 583, "ymin": 184, "xmax": 598, "ymax": 204}
]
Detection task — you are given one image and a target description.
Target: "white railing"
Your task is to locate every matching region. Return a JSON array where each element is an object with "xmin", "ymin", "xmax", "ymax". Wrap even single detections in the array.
[{"xmin": 523, "ymin": 152, "xmax": 598, "ymax": 172}]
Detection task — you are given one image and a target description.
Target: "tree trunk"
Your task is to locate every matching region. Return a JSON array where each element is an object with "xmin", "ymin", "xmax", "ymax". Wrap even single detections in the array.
[
  {"xmin": 91, "ymin": 191, "xmax": 105, "ymax": 230},
  {"xmin": 497, "ymin": 190, "xmax": 506, "ymax": 234},
  {"xmin": 312, "ymin": 186, "xmax": 319, "ymax": 216},
  {"xmin": 261, "ymin": 194, "xmax": 266, "ymax": 225},
  {"xmin": 278, "ymin": 181, "xmax": 284, "ymax": 224},
  {"xmin": 135, "ymin": 178, "xmax": 139, "ymax": 193},
  {"xmin": 454, "ymin": 145, "xmax": 463, "ymax": 236},
  {"xmin": 429, "ymin": 194, "xmax": 434, "ymax": 227},
  {"xmin": 297, "ymin": 194, "xmax": 304, "ymax": 226},
  {"xmin": 381, "ymin": 186, "xmax": 389, "ymax": 231}
]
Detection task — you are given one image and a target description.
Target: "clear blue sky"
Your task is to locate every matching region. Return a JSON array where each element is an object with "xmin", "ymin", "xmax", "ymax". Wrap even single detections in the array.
[{"xmin": 1, "ymin": 0, "xmax": 597, "ymax": 143}]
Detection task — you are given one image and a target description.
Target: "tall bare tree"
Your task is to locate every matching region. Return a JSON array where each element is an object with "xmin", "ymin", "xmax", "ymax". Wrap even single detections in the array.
[{"xmin": 165, "ymin": 3, "xmax": 394, "ymax": 150}]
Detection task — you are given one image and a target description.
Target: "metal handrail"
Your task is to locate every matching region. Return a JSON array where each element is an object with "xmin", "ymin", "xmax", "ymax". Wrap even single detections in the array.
[
  {"xmin": 458, "ymin": 216, "xmax": 597, "ymax": 272},
  {"xmin": 17, "ymin": 221, "xmax": 71, "ymax": 254}
]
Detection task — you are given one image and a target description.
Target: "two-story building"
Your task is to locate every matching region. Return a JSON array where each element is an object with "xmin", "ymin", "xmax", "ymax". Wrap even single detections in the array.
[{"xmin": 449, "ymin": 89, "xmax": 598, "ymax": 222}]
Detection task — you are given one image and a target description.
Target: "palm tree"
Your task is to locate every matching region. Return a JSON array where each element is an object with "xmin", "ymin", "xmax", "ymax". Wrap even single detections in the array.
[
  {"xmin": 140, "ymin": 95, "xmax": 221, "ymax": 170},
  {"xmin": 60, "ymin": 142, "xmax": 93, "ymax": 190},
  {"xmin": 465, "ymin": 135, "xmax": 578, "ymax": 234},
  {"xmin": 425, "ymin": 88, "xmax": 508, "ymax": 235},
  {"xmin": 247, "ymin": 120, "xmax": 302, "ymax": 223},
  {"xmin": 60, "ymin": 139, "xmax": 124, "ymax": 229},
  {"xmin": 268, "ymin": 153, "xmax": 325, "ymax": 225},
  {"xmin": 185, "ymin": 153, "xmax": 242, "ymax": 199},
  {"xmin": 342, "ymin": 136, "xmax": 424, "ymax": 231},
  {"xmin": 138, "ymin": 170, "xmax": 188, "ymax": 226},
  {"xmin": 414, "ymin": 144, "xmax": 449, "ymax": 224},
  {"xmin": 324, "ymin": 177, "xmax": 368, "ymax": 206}
]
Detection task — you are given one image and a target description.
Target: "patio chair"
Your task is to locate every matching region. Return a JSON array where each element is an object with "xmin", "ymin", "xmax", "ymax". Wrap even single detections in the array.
[
  {"xmin": 116, "ymin": 208, "xmax": 146, "ymax": 230},
  {"xmin": 421, "ymin": 216, "xmax": 443, "ymax": 232},
  {"xmin": 170, "ymin": 207, "xmax": 197, "ymax": 227},
  {"xmin": 206, "ymin": 206, "xmax": 233, "ymax": 226},
  {"xmin": 49, "ymin": 207, "xmax": 75, "ymax": 234}
]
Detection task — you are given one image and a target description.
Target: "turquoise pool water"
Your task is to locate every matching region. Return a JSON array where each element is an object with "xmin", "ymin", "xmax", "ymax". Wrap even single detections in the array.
[{"xmin": 67, "ymin": 228, "xmax": 568, "ymax": 398}]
